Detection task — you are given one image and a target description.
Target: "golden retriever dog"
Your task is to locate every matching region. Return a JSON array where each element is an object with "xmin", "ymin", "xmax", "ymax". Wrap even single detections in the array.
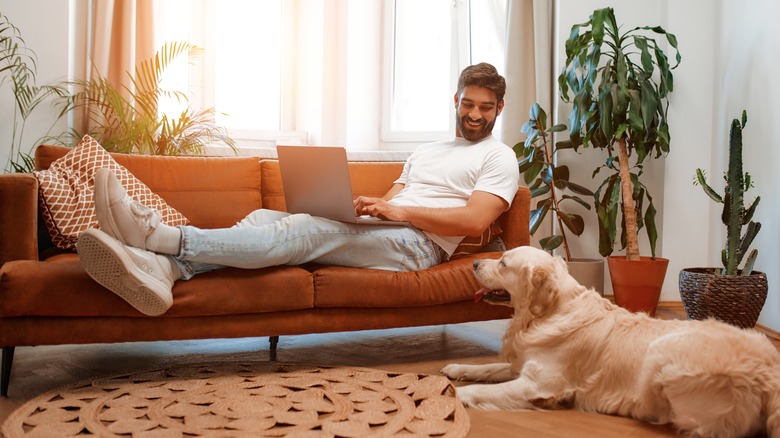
[{"xmin": 442, "ymin": 246, "xmax": 780, "ymax": 438}]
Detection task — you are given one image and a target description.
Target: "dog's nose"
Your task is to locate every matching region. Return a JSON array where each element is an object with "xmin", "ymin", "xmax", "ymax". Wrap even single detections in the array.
[{"xmin": 473, "ymin": 260, "xmax": 481, "ymax": 269}]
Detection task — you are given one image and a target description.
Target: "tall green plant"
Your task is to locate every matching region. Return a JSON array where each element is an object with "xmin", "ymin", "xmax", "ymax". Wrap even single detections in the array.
[
  {"xmin": 62, "ymin": 41, "xmax": 235, "ymax": 156},
  {"xmin": 558, "ymin": 7, "xmax": 681, "ymax": 260},
  {"xmin": 517, "ymin": 103, "xmax": 593, "ymax": 261},
  {"xmin": 1, "ymin": 13, "xmax": 68, "ymax": 172},
  {"xmin": 694, "ymin": 110, "xmax": 760, "ymax": 276}
]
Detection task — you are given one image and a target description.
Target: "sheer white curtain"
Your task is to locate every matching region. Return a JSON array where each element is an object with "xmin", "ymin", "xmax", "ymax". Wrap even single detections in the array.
[{"xmin": 499, "ymin": 0, "xmax": 554, "ymax": 149}]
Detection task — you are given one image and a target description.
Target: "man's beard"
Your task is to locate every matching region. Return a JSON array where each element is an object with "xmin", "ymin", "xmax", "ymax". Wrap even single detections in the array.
[{"xmin": 456, "ymin": 115, "xmax": 495, "ymax": 141}]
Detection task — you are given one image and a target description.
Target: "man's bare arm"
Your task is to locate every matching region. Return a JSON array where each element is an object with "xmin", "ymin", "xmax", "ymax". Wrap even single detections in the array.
[
  {"xmin": 354, "ymin": 190, "xmax": 508, "ymax": 236},
  {"xmin": 382, "ymin": 183, "xmax": 404, "ymax": 201}
]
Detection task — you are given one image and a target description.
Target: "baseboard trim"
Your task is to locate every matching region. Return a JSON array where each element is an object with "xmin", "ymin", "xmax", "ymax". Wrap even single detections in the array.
[{"xmin": 657, "ymin": 301, "xmax": 684, "ymax": 310}]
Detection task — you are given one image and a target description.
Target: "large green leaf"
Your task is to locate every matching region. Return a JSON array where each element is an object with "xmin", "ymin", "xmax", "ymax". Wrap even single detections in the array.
[
  {"xmin": 561, "ymin": 194, "xmax": 592, "ymax": 210},
  {"xmin": 524, "ymin": 161, "xmax": 544, "ymax": 185},
  {"xmin": 540, "ymin": 235, "xmax": 564, "ymax": 251},
  {"xmin": 559, "ymin": 212, "xmax": 585, "ymax": 236},
  {"xmin": 548, "ymin": 123, "xmax": 568, "ymax": 133},
  {"xmin": 529, "ymin": 202, "xmax": 551, "ymax": 235},
  {"xmin": 530, "ymin": 184, "xmax": 550, "ymax": 198},
  {"xmin": 644, "ymin": 192, "xmax": 658, "ymax": 258}
]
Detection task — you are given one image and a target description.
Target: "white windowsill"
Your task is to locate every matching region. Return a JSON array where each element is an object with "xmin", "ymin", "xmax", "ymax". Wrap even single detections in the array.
[{"xmin": 204, "ymin": 145, "xmax": 412, "ymax": 162}]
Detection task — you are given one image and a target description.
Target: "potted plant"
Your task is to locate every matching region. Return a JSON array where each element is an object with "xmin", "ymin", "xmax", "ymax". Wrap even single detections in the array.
[
  {"xmin": 517, "ymin": 102, "xmax": 603, "ymax": 293},
  {"xmin": 1, "ymin": 12, "xmax": 68, "ymax": 172},
  {"xmin": 57, "ymin": 41, "xmax": 235, "ymax": 156},
  {"xmin": 679, "ymin": 110, "xmax": 767, "ymax": 328},
  {"xmin": 558, "ymin": 7, "xmax": 681, "ymax": 315}
]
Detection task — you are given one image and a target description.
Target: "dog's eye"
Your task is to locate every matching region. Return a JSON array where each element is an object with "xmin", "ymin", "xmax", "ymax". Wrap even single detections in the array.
[{"xmin": 499, "ymin": 260, "xmax": 506, "ymax": 268}]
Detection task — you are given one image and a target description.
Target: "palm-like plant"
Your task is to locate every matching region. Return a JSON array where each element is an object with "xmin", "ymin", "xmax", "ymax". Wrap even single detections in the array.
[
  {"xmin": 1, "ymin": 13, "xmax": 68, "ymax": 172},
  {"xmin": 62, "ymin": 41, "xmax": 235, "ymax": 156},
  {"xmin": 559, "ymin": 7, "xmax": 681, "ymax": 260}
]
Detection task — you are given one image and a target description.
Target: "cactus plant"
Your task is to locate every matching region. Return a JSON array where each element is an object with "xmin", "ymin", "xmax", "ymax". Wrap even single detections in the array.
[{"xmin": 694, "ymin": 110, "xmax": 761, "ymax": 276}]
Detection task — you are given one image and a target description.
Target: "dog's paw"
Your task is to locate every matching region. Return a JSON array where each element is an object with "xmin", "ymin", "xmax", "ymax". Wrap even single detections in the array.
[
  {"xmin": 441, "ymin": 364, "xmax": 470, "ymax": 381},
  {"xmin": 442, "ymin": 363, "xmax": 514, "ymax": 383},
  {"xmin": 454, "ymin": 384, "xmax": 478, "ymax": 407},
  {"xmin": 454, "ymin": 385, "xmax": 504, "ymax": 410}
]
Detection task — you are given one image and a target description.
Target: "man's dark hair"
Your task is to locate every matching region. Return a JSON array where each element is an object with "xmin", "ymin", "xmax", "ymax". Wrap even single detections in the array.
[{"xmin": 457, "ymin": 63, "xmax": 506, "ymax": 102}]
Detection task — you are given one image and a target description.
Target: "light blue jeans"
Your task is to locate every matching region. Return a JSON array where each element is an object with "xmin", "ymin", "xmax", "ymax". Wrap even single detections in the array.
[{"xmin": 172, "ymin": 209, "xmax": 444, "ymax": 280}]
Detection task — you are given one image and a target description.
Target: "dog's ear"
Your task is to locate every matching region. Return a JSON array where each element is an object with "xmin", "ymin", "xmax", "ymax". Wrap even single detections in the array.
[{"xmin": 528, "ymin": 265, "xmax": 558, "ymax": 316}]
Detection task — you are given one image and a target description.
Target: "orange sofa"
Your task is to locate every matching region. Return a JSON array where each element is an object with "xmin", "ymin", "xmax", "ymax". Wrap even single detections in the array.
[{"xmin": 0, "ymin": 144, "xmax": 530, "ymax": 396}]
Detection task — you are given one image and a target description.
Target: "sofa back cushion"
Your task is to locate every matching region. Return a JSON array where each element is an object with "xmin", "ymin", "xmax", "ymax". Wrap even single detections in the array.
[
  {"xmin": 35, "ymin": 145, "xmax": 263, "ymax": 229},
  {"xmin": 33, "ymin": 145, "xmax": 530, "ymax": 250}
]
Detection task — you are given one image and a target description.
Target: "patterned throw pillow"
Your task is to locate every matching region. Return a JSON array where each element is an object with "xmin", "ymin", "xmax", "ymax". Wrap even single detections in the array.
[
  {"xmin": 33, "ymin": 135, "xmax": 189, "ymax": 250},
  {"xmin": 450, "ymin": 221, "xmax": 503, "ymax": 259}
]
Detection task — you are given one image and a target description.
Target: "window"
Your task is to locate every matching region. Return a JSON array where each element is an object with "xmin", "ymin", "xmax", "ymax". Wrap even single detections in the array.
[
  {"xmin": 383, "ymin": 0, "xmax": 507, "ymax": 143},
  {"xmin": 154, "ymin": 1, "xmax": 507, "ymax": 150},
  {"xmin": 155, "ymin": 0, "xmax": 298, "ymax": 148}
]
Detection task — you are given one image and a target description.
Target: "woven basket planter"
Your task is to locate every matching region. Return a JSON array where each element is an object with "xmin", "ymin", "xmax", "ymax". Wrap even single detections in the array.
[{"xmin": 678, "ymin": 268, "xmax": 768, "ymax": 329}]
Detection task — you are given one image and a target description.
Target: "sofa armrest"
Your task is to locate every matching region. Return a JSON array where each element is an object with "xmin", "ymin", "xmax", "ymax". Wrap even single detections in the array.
[
  {"xmin": 499, "ymin": 185, "xmax": 531, "ymax": 250},
  {"xmin": 0, "ymin": 173, "xmax": 39, "ymax": 265}
]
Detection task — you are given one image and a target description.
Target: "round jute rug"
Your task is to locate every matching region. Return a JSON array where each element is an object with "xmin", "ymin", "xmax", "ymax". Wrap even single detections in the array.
[{"xmin": 2, "ymin": 361, "xmax": 469, "ymax": 437}]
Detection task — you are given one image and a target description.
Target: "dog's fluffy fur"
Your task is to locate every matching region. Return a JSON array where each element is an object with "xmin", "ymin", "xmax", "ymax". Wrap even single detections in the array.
[{"xmin": 442, "ymin": 246, "xmax": 780, "ymax": 438}]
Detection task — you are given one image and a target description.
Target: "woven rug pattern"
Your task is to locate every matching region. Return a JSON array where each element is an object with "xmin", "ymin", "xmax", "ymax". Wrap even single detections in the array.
[{"xmin": 2, "ymin": 361, "xmax": 469, "ymax": 437}]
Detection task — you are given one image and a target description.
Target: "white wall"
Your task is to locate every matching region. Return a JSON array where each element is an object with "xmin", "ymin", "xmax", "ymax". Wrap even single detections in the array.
[
  {"xmin": 712, "ymin": 0, "xmax": 780, "ymax": 330},
  {"xmin": 0, "ymin": 0, "xmax": 70, "ymax": 170},
  {"xmin": 661, "ymin": 0, "xmax": 717, "ymax": 304}
]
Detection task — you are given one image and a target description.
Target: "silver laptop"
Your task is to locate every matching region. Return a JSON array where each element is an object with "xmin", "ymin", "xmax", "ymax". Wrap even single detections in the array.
[{"xmin": 277, "ymin": 146, "xmax": 409, "ymax": 226}]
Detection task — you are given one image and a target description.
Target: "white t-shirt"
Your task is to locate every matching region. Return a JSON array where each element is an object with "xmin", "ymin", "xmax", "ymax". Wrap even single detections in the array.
[{"xmin": 388, "ymin": 135, "xmax": 520, "ymax": 255}]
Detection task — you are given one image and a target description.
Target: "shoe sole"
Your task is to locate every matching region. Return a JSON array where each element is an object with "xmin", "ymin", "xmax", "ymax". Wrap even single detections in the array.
[
  {"xmin": 77, "ymin": 230, "xmax": 172, "ymax": 316},
  {"xmin": 94, "ymin": 169, "xmax": 128, "ymax": 246}
]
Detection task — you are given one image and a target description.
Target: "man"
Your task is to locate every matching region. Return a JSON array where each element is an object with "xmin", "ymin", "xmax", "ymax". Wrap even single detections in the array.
[{"xmin": 77, "ymin": 62, "xmax": 521, "ymax": 316}]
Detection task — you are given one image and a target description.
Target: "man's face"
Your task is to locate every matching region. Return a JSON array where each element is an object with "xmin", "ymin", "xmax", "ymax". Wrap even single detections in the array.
[{"xmin": 454, "ymin": 85, "xmax": 504, "ymax": 141}]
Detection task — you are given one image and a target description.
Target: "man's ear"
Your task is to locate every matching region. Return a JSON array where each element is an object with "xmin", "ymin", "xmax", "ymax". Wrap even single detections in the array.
[
  {"xmin": 454, "ymin": 92, "xmax": 460, "ymax": 109},
  {"xmin": 496, "ymin": 99, "xmax": 504, "ymax": 116}
]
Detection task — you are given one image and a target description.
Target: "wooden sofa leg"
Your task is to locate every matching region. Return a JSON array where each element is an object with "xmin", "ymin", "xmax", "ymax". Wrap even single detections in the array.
[{"xmin": 1, "ymin": 347, "xmax": 14, "ymax": 397}]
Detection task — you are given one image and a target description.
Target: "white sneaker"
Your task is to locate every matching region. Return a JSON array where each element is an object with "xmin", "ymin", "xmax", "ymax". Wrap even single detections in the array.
[
  {"xmin": 94, "ymin": 168, "xmax": 162, "ymax": 250},
  {"xmin": 77, "ymin": 228, "xmax": 177, "ymax": 316}
]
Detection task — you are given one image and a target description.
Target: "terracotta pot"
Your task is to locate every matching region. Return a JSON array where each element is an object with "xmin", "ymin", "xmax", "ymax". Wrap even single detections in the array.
[
  {"xmin": 607, "ymin": 256, "xmax": 669, "ymax": 316},
  {"xmin": 567, "ymin": 258, "xmax": 605, "ymax": 296}
]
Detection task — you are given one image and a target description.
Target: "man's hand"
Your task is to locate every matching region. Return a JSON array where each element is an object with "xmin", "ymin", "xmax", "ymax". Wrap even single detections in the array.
[
  {"xmin": 353, "ymin": 189, "xmax": 508, "ymax": 237},
  {"xmin": 353, "ymin": 196, "xmax": 406, "ymax": 222}
]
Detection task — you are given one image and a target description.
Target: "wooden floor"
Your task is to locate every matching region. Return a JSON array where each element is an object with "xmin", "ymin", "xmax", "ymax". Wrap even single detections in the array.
[{"xmin": 1, "ymin": 307, "xmax": 778, "ymax": 437}]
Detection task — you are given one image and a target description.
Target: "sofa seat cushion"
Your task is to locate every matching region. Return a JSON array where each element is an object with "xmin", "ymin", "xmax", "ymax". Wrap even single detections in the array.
[
  {"xmin": 312, "ymin": 253, "xmax": 500, "ymax": 308},
  {"xmin": 0, "ymin": 254, "xmax": 314, "ymax": 318}
]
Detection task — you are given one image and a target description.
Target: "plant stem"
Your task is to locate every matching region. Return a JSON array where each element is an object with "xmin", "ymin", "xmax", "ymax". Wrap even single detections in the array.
[
  {"xmin": 541, "ymin": 128, "xmax": 572, "ymax": 261},
  {"xmin": 617, "ymin": 137, "xmax": 640, "ymax": 260}
]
